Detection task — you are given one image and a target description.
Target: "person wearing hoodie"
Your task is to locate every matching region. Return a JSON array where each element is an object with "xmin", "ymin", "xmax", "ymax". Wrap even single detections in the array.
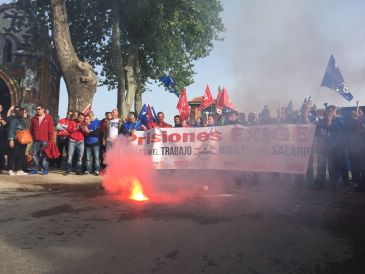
[
  {"xmin": 7, "ymin": 108, "xmax": 29, "ymax": 176},
  {"xmin": 29, "ymin": 104, "xmax": 54, "ymax": 175},
  {"xmin": 83, "ymin": 112, "xmax": 101, "ymax": 175}
]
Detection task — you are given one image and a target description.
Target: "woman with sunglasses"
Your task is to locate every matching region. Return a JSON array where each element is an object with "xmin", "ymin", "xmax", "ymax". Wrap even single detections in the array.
[{"xmin": 8, "ymin": 108, "xmax": 29, "ymax": 175}]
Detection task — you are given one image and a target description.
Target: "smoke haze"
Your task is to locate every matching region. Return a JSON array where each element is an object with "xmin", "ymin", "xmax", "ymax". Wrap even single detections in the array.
[{"xmin": 221, "ymin": 0, "xmax": 365, "ymax": 113}]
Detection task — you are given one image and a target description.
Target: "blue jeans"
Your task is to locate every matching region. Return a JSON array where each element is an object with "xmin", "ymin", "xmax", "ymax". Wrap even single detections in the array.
[
  {"xmin": 86, "ymin": 144, "xmax": 100, "ymax": 172},
  {"xmin": 66, "ymin": 140, "xmax": 84, "ymax": 172},
  {"xmin": 32, "ymin": 140, "xmax": 49, "ymax": 171}
]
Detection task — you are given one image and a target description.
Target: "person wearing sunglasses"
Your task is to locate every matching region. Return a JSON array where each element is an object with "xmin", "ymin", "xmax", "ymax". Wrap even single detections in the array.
[{"xmin": 29, "ymin": 104, "xmax": 55, "ymax": 175}]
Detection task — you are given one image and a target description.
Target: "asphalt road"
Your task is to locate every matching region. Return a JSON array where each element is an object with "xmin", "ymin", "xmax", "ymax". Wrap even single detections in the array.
[{"xmin": 0, "ymin": 174, "xmax": 365, "ymax": 274}]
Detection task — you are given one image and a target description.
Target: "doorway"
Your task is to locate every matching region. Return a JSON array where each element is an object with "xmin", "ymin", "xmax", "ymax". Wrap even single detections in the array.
[{"xmin": 0, "ymin": 77, "xmax": 11, "ymax": 116}]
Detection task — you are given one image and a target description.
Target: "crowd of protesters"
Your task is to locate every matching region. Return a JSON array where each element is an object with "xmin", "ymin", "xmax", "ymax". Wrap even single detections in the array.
[{"xmin": 0, "ymin": 99, "xmax": 364, "ymax": 192}]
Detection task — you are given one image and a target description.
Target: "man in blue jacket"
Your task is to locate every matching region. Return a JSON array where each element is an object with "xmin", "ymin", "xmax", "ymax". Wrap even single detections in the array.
[
  {"xmin": 83, "ymin": 112, "xmax": 101, "ymax": 175},
  {"xmin": 121, "ymin": 112, "xmax": 139, "ymax": 136}
]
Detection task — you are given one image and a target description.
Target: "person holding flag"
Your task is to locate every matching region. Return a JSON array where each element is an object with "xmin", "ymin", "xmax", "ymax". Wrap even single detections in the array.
[
  {"xmin": 136, "ymin": 104, "xmax": 158, "ymax": 129},
  {"xmin": 121, "ymin": 112, "xmax": 143, "ymax": 136}
]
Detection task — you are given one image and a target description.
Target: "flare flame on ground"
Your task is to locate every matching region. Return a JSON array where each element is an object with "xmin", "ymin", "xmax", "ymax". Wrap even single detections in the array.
[{"xmin": 129, "ymin": 179, "xmax": 149, "ymax": 202}]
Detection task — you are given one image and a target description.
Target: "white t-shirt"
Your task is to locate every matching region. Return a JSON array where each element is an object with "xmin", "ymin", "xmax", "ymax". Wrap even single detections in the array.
[{"xmin": 107, "ymin": 118, "xmax": 120, "ymax": 140}]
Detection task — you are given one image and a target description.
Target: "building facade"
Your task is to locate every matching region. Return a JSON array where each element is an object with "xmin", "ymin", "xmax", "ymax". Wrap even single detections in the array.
[{"xmin": 0, "ymin": 4, "xmax": 61, "ymax": 118}]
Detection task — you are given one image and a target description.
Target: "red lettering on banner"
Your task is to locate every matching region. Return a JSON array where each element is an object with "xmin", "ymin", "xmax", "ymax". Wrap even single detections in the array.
[
  {"xmin": 292, "ymin": 126, "xmax": 308, "ymax": 142},
  {"xmin": 272, "ymin": 127, "xmax": 289, "ymax": 142},
  {"xmin": 169, "ymin": 133, "xmax": 181, "ymax": 142},
  {"xmin": 138, "ymin": 136, "xmax": 146, "ymax": 145},
  {"xmin": 245, "ymin": 128, "xmax": 260, "ymax": 142},
  {"xmin": 210, "ymin": 131, "xmax": 223, "ymax": 141},
  {"xmin": 162, "ymin": 131, "xmax": 168, "ymax": 143},
  {"xmin": 231, "ymin": 127, "xmax": 244, "ymax": 141},
  {"xmin": 152, "ymin": 133, "xmax": 161, "ymax": 143},
  {"xmin": 197, "ymin": 132, "xmax": 209, "ymax": 142},
  {"xmin": 183, "ymin": 132, "xmax": 195, "ymax": 142}
]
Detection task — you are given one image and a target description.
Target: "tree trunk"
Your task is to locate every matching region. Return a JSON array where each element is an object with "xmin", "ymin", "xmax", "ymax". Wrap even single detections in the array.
[
  {"xmin": 111, "ymin": 0, "xmax": 127, "ymax": 119},
  {"xmin": 50, "ymin": 0, "xmax": 97, "ymax": 112},
  {"xmin": 133, "ymin": 53, "xmax": 143, "ymax": 115},
  {"xmin": 125, "ymin": 47, "xmax": 139, "ymax": 114}
]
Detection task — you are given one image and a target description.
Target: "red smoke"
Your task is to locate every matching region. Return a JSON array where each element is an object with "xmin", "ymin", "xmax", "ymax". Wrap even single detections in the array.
[{"xmin": 102, "ymin": 136, "xmax": 194, "ymax": 203}]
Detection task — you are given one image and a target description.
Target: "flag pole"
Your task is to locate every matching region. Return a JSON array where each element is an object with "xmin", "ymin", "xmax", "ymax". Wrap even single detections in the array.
[
  {"xmin": 356, "ymin": 100, "xmax": 360, "ymax": 118},
  {"xmin": 314, "ymin": 86, "xmax": 321, "ymax": 105}
]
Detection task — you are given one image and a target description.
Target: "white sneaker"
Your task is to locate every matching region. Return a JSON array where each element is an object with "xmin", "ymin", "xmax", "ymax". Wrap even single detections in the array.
[
  {"xmin": 16, "ymin": 171, "xmax": 28, "ymax": 176},
  {"xmin": 8, "ymin": 170, "xmax": 15, "ymax": 176}
]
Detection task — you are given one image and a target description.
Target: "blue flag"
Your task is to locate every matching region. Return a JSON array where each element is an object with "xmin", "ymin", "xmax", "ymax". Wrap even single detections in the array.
[
  {"xmin": 151, "ymin": 106, "xmax": 157, "ymax": 122},
  {"xmin": 321, "ymin": 55, "xmax": 353, "ymax": 102},
  {"xmin": 137, "ymin": 104, "xmax": 148, "ymax": 126},
  {"xmin": 137, "ymin": 104, "xmax": 158, "ymax": 127},
  {"xmin": 159, "ymin": 75, "xmax": 179, "ymax": 97}
]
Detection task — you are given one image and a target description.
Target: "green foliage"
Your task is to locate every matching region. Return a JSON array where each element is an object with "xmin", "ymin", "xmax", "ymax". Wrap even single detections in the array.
[
  {"xmin": 100, "ymin": 0, "xmax": 225, "ymax": 94},
  {"xmin": 15, "ymin": 0, "xmax": 225, "ymax": 94}
]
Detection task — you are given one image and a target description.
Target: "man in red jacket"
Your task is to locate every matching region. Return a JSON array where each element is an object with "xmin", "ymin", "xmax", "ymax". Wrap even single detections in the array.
[
  {"xmin": 65, "ymin": 112, "xmax": 86, "ymax": 175},
  {"xmin": 29, "ymin": 104, "xmax": 55, "ymax": 175},
  {"xmin": 156, "ymin": 112, "xmax": 172, "ymax": 128}
]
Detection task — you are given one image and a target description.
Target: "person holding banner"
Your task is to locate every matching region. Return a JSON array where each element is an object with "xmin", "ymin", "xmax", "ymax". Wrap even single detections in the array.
[
  {"xmin": 156, "ymin": 112, "xmax": 172, "ymax": 128},
  {"xmin": 174, "ymin": 115, "xmax": 183, "ymax": 127},
  {"xmin": 206, "ymin": 115, "xmax": 216, "ymax": 127}
]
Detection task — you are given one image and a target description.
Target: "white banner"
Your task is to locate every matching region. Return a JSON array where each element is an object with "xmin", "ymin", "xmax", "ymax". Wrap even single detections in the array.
[{"xmin": 129, "ymin": 124, "xmax": 315, "ymax": 174}]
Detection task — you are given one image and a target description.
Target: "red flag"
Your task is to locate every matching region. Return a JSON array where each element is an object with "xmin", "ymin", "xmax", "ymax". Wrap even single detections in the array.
[
  {"xmin": 176, "ymin": 88, "xmax": 190, "ymax": 121},
  {"xmin": 216, "ymin": 87, "xmax": 223, "ymax": 114},
  {"xmin": 217, "ymin": 87, "xmax": 236, "ymax": 111},
  {"xmin": 197, "ymin": 85, "xmax": 214, "ymax": 111},
  {"xmin": 82, "ymin": 103, "xmax": 92, "ymax": 115},
  {"xmin": 147, "ymin": 104, "xmax": 155, "ymax": 128}
]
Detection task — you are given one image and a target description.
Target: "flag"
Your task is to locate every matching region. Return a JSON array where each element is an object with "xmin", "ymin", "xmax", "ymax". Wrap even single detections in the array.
[
  {"xmin": 159, "ymin": 75, "xmax": 179, "ymax": 97},
  {"xmin": 216, "ymin": 87, "xmax": 236, "ymax": 111},
  {"xmin": 286, "ymin": 100, "xmax": 293, "ymax": 113},
  {"xmin": 137, "ymin": 104, "xmax": 157, "ymax": 128},
  {"xmin": 216, "ymin": 86, "xmax": 223, "ymax": 114},
  {"xmin": 176, "ymin": 88, "xmax": 190, "ymax": 121},
  {"xmin": 137, "ymin": 104, "xmax": 148, "ymax": 125},
  {"xmin": 151, "ymin": 106, "xmax": 157, "ymax": 122},
  {"xmin": 198, "ymin": 85, "xmax": 214, "ymax": 111},
  {"xmin": 321, "ymin": 55, "xmax": 353, "ymax": 102},
  {"xmin": 82, "ymin": 103, "xmax": 91, "ymax": 115},
  {"xmin": 147, "ymin": 104, "xmax": 156, "ymax": 128}
]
